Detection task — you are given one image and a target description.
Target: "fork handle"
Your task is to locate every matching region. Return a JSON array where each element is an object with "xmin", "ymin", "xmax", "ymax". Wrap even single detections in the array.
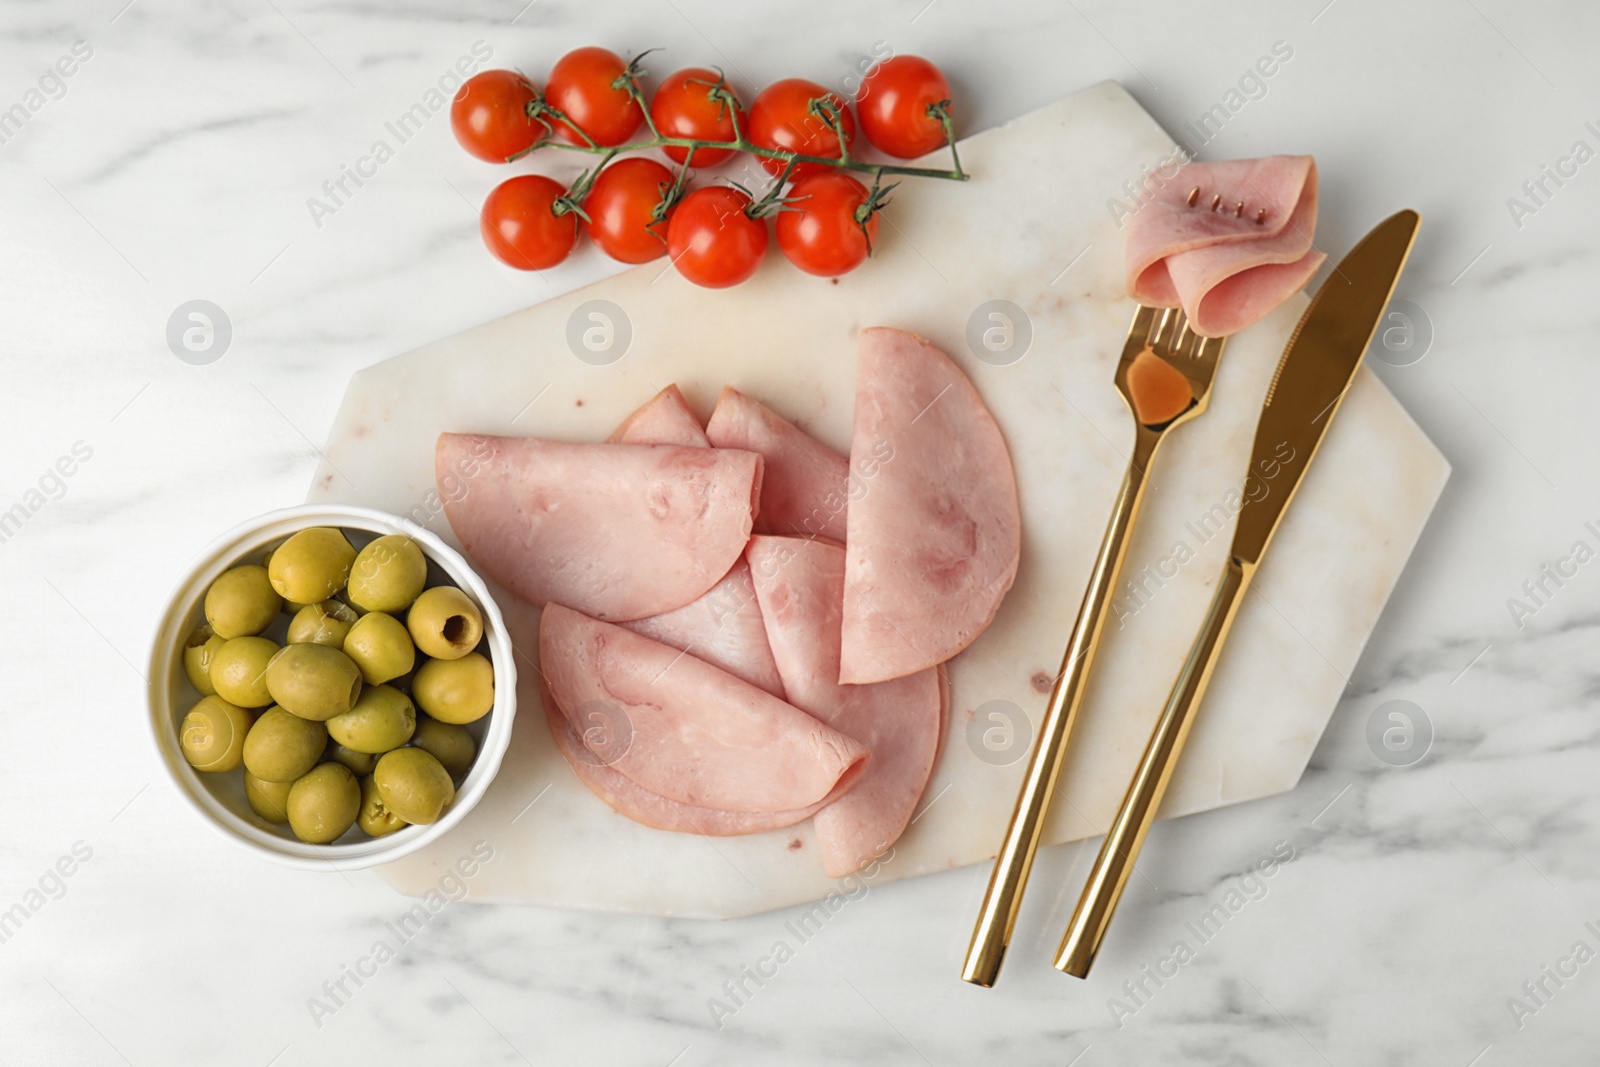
[
  {"xmin": 962, "ymin": 430, "xmax": 1159, "ymax": 987},
  {"xmin": 1054, "ymin": 553, "xmax": 1252, "ymax": 978}
]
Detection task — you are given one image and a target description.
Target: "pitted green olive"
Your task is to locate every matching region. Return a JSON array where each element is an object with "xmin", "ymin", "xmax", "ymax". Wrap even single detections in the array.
[
  {"xmin": 179, "ymin": 696, "xmax": 255, "ymax": 773},
  {"xmin": 347, "ymin": 535, "xmax": 428, "ymax": 614},
  {"xmin": 357, "ymin": 775, "xmax": 407, "ymax": 837},
  {"xmin": 406, "ymin": 586, "xmax": 484, "ymax": 660},
  {"xmin": 326, "ymin": 684, "xmax": 416, "ymax": 754},
  {"xmin": 205, "ymin": 565, "xmax": 282, "ymax": 639},
  {"xmin": 412, "ymin": 652, "xmax": 494, "ymax": 725},
  {"xmin": 343, "ymin": 612, "xmax": 415, "ymax": 685},
  {"xmin": 208, "ymin": 636, "xmax": 280, "ymax": 708},
  {"xmin": 183, "ymin": 624, "xmax": 225, "ymax": 695},
  {"xmin": 286, "ymin": 762, "xmax": 360, "ymax": 844},
  {"xmin": 268, "ymin": 527, "xmax": 356, "ymax": 605},
  {"xmin": 265, "ymin": 643, "xmax": 363, "ymax": 721},
  {"xmin": 412, "ymin": 715, "xmax": 477, "ymax": 778},
  {"xmin": 373, "ymin": 747, "xmax": 455, "ymax": 824},
  {"xmin": 326, "ymin": 742, "xmax": 377, "ymax": 776},
  {"xmin": 287, "ymin": 600, "xmax": 359, "ymax": 647},
  {"xmin": 245, "ymin": 771, "xmax": 292, "ymax": 823},
  {"xmin": 242, "ymin": 707, "xmax": 327, "ymax": 783}
]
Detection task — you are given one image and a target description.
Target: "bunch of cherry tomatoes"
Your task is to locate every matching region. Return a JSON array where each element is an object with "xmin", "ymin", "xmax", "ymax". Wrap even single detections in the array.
[{"xmin": 449, "ymin": 47, "xmax": 964, "ymax": 288}]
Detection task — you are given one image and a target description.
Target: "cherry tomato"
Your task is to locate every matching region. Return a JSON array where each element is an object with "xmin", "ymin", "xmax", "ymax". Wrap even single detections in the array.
[
  {"xmin": 746, "ymin": 78, "xmax": 857, "ymax": 178},
  {"xmin": 857, "ymin": 55, "xmax": 952, "ymax": 159},
  {"xmin": 451, "ymin": 70, "xmax": 542, "ymax": 162},
  {"xmin": 585, "ymin": 157, "xmax": 676, "ymax": 264},
  {"xmin": 666, "ymin": 187, "xmax": 768, "ymax": 288},
  {"xmin": 775, "ymin": 172, "xmax": 878, "ymax": 277},
  {"xmin": 650, "ymin": 67, "xmax": 742, "ymax": 166},
  {"xmin": 543, "ymin": 46, "xmax": 644, "ymax": 147},
  {"xmin": 480, "ymin": 174, "xmax": 578, "ymax": 270}
]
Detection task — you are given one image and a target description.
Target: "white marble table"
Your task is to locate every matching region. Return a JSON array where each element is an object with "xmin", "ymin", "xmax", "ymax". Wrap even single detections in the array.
[{"xmin": 2, "ymin": 1, "xmax": 1596, "ymax": 1063}]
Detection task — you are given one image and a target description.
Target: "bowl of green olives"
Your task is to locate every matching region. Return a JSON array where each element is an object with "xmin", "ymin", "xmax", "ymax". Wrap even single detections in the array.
[{"xmin": 148, "ymin": 504, "xmax": 516, "ymax": 869}]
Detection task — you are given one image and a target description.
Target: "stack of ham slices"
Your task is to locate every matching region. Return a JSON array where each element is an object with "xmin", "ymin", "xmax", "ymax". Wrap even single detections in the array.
[{"xmin": 436, "ymin": 327, "xmax": 1021, "ymax": 877}]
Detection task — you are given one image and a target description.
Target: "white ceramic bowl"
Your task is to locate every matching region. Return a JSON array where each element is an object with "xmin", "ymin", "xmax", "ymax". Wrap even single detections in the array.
[{"xmin": 147, "ymin": 504, "xmax": 516, "ymax": 870}]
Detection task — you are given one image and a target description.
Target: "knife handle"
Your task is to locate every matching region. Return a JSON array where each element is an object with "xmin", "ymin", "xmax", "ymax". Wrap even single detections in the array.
[
  {"xmin": 962, "ymin": 430, "xmax": 1160, "ymax": 987},
  {"xmin": 1054, "ymin": 553, "xmax": 1252, "ymax": 978}
]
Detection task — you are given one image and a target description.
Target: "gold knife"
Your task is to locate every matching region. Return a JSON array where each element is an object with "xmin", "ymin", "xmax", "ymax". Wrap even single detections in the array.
[{"xmin": 1055, "ymin": 208, "xmax": 1421, "ymax": 978}]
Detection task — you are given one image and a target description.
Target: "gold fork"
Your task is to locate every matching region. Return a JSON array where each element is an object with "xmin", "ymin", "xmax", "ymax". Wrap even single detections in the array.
[{"xmin": 963, "ymin": 305, "xmax": 1227, "ymax": 986}]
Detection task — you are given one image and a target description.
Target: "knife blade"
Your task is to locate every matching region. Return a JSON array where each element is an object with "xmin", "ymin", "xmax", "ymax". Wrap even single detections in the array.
[{"xmin": 1230, "ymin": 208, "xmax": 1420, "ymax": 565}]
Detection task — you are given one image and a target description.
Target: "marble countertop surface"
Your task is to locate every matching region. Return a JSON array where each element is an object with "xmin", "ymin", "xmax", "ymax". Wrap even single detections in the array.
[{"xmin": 3, "ymin": 0, "xmax": 1597, "ymax": 1063}]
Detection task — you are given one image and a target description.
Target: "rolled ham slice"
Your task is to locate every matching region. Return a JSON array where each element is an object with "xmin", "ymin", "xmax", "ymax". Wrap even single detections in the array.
[
  {"xmin": 748, "ymin": 536, "xmax": 943, "ymax": 877},
  {"xmin": 538, "ymin": 602, "xmax": 869, "ymax": 813},
  {"xmin": 839, "ymin": 327, "xmax": 1021, "ymax": 684},
  {"xmin": 436, "ymin": 433, "xmax": 760, "ymax": 622},
  {"xmin": 706, "ymin": 386, "xmax": 850, "ymax": 542},
  {"xmin": 1126, "ymin": 155, "xmax": 1324, "ymax": 337},
  {"xmin": 541, "ymin": 681, "xmax": 825, "ymax": 835},
  {"xmin": 607, "ymin": 383, "xmax": 709, "ymax": 447}
]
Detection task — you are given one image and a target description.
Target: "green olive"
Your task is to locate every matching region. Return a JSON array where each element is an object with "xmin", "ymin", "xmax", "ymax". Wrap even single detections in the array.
[
  {"xmin": 265, "ymin": 643, "xmax": 363, "ymax": 721},
  {"xmin": 183, "ymin": 624, "xmax": 225, "ymax": 695},
  {"xmin": 179, "ymin": 695, "xmax": 254, "ymax": 772},
  {"xmin": 242, "ymin": 707, "xmax": 328, "ymax": 783},
  {"xmin": 326, "ymin": 684, "xmax": 416, "ymax": 754},
  {"xmin": 286, "ymin": 762, "xmax": 360, "ymax": 844},
  {"xmin": 406, "ymin": 586, "xmax": 484, "ymax": 660},
  {"xmin": 358, "ymin": 775, "xmax": 408, "ymax": 837},
  {"xmin": 208, "ymin": 636, "xmax": 280, "ymax": 708},
  {"xmin": 204, "ymin": 565, "xmax": 283, "ymax": 639},
  {"xmin": 413, "ymin": 652, "xmax": 494, "ymax": 725},
  {"xmin": 287, "ymin": 599, "xmax": 359, "ymax": 647},
  {"xmin": 343, "ymin": 612, "xmax": 415, "ymax": 685},
  {"xmin": 325, "ymin": 742, "xmax": 378, "ymax": 776},
  {"xmin": 412, "ymin": 715, "xmax": 477, "ymax": 778},
  {"xmin": 347, "ymin": 535, "xmax": 428, "ymax": 614},
  {"xmin": 268, "ymin": 527, "xmax": 356, "ymax": 605},
  {"xmin": 245, "ymin": 771, "xmax": 293, "ymax": 823},
  {"xmin": 374, "ymin": 747, "xmax": 455, "ymax": 824}
]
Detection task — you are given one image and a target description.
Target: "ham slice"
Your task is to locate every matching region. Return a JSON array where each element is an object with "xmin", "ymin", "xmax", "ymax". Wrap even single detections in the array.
[
  {"xmin": 538, "ymin": 603, "xmax": 868, "ymax": 813},
  {"xmin": 748, "ymin": 536, "xmax": 943, "ymax": 877},
  {"xmin": 1126, "ymin": 155, "xmax": 1324, "ymax": 337},
  {"xmin": 540, "ymin": 681, "xmax": 824, "ymax": 835},
  {"xmin": 607, "ymin": 384, "xmax": 709, "ymax": 447},
  {"xmin": 436, "ymin": 433, "xmax": 760, "ymax": 622},
  {"xmin": 839, "ymin": 328, "xmax": 1021, "ymax": 684},
  {"xmin": 706, "ymin": 386, "xmax": 850, "ymax": 541},
  {"xmin": 606, "ymin": 388, "xmax": 786, "ymax": 698},
  {"xmin": 622, "ymin": 560, "xmax": 786, "ymax": 698}
]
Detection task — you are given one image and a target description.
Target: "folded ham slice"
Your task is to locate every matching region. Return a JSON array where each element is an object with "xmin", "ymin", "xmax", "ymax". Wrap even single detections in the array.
[
  {"xmin": 748, "ymin": 536, "xmax": 943, "ymax": 877},
  {"xmin": 607, "ymin": 383, "xmax": 709, "ymax": 447},
  {"xmin": 839, "ymin": 327, "xmax": 1021, "ymax": 684},
  {"xmin": 541, "ymin": 681, "xmax": 825, "ymax": 835},
  {"xmin": 605, "ymin": 387, "xmax": 786, "ymax": 698},
  {"xmin": 1126, "ymin": 155, "xmax": 1323, "ymax": 337},
  {"xmin": 706, "ymin": 386, "xmax": 850, "ymax": 542},
  {"xmin": 539, "ymin": 603, "xmax": 869, "ymax": 813},
  {"xmin": 436, "ymin": 433, "xmax": 760, "ymax": 622}
]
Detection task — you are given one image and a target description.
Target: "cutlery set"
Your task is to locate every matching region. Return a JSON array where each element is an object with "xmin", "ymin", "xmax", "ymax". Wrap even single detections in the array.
[{"xmin": 964, "ymin": 209, "xmax": 1421, "ymax": 986}]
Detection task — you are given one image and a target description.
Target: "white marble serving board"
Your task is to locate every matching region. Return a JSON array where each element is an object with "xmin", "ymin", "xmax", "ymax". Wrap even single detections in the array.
[{"xmin": 308, "ymin": 80, "xmax": 1448, "ymax": 918}]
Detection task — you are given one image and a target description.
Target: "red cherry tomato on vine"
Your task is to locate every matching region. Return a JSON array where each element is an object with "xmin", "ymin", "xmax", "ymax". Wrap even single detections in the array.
[
  {"xmin": 543, "ymin": 46, "xmax": 644, "ymax": 147},
  {"xmin": 857, "ymin": 55, "xmax": 952, "ymax": 159},
  {"xmin": 480, "ymin": 174, "xmax": 578, "ymax": 270},
  {"xmin": 585, "ymin": 157, "xmax": 676, "ymax": 264},
  {"xmin": 666, "ymin": 187, "xmax": 768, "ymax": 288},
  {"xmin": 776, "ymin": 172, "xmax": 879, "ymax": 277},
  {"xmin": 746, "ymin": 78, "xmax": 857, "ymax": 178},
  {"xmin": 650, "ymin": 67, "xmax": 742, "ymax": 166},
  {"xmin": 451, "ymin": 70, "xmax": 542, "ymax": 162}
]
